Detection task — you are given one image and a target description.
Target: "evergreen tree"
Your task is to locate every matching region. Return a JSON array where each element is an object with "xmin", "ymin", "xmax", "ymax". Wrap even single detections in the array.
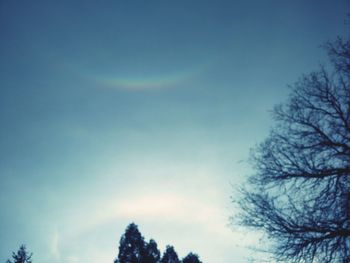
[
  {"xmin": 115, "ymin": 223, "xmax": 146, "ymax": 263},
  {"xmin": 143, "ymin": 239, "xmax": 160, "ymax": 263},
  {"xmin": 114, "ymin": 223, "xmax": 203, "ymax": 263},
  {"xmin": 6, "ymin": 245, "xmax": 32, "ymax": 263},
  {"xmin": 182, "ymin": 253, "xmax": 202, "ymax": 263},
  {"xmin": 160, "ymin": 246, "xmax": 180, "ymax": 263}
]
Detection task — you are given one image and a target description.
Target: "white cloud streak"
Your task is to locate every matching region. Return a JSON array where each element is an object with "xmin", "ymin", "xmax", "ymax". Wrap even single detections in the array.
[{"xmin": 50, "ymin": 228, "xmax": 61, "ymax": 261}]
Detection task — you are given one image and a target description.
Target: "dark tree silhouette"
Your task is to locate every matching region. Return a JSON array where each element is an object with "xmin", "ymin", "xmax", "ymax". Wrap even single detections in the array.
[
  {"xmin": 181, "ymin": 253, "xmax": 202, "ymax": 263},
  {"xmin": 114, "ymin": 223, "xmax": 203, "ymax": 263},
  {"xmin": 6, "ymin": 245, "xmax": 32, "ymax": 263},
  {"xmin": 143, "ymin": 239, "xmax": 161, "ymax": 263},
  {"xmin": 235, "ymin": 37, "xmax": 350, "ymax": 262},
  {"xmin": 115, "ymin": 223, "xmax": 146, "ymax": 263},
  {"xmin": 160, "ymin": 246, "xmax": 180, "ymax": 263}
]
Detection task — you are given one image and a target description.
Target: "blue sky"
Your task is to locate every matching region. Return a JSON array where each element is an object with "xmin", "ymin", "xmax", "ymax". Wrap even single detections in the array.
[{"xmin": 0, "ymin": 1, "xmax": 349, "ymax": 262}]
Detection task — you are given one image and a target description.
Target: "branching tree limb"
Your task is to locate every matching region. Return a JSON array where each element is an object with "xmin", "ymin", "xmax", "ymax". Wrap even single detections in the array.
[{"xmin": 234, "ymin": 37, "xmax": 350, "ymax": 262}]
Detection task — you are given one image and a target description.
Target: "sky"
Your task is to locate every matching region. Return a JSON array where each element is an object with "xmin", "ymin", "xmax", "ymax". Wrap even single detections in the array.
[{"xmin": 0, "ymin": 1, "xmax": 349, "ymax": 262}]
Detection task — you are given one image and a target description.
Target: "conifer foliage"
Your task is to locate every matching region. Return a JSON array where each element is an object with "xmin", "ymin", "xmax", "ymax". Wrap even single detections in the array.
[
  {"xmin": 114, "ymin": 223, "xmax": 202, "ymax": 263},
  {"xmin": 144, "ymin": 239, "xmax": 161, "ymax": 263},
  {"xmin": 182, "ymin": 253, "xmax": 202, "ymax": 263},
  {"xmin": 114, "ymin": 223, "xmax": 147, "ymax": 263},
  {"xmin": 6, "ymin": 245, "xmax": 32, "ymax": 263},
  {"xmin": 160, "ymin": 246, "xmax": 180, "ymax": 263}
]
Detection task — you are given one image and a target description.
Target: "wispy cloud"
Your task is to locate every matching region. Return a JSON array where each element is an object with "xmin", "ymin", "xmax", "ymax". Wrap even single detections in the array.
[
  {"xmin": 66, "ymin": 255, "xmax": 79, "ymax": 263},
  {"xmin": 50, "ymin": 228, "xmax": 61, "ymax": 261}
]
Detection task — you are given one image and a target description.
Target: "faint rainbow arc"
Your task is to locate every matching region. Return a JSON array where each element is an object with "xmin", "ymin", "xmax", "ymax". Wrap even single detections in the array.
[{"xmin": 91, "ymin": 64, "xmax": 209, "ymax": 90}]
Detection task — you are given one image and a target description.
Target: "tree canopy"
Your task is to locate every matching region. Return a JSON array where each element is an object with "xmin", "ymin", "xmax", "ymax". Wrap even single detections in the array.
[
  {"xmin": 235, "ymin": 37, "xmax": 350, "ymax": 262},
  {"xmin": 182, "ymin": 253, "xmax": 202, "ymax": 263},
  {"xmin": 114, "ymin": 223, "xmax": 202, "ymax": 263},
  {"xmin": 6, "ymin": 245, "xmax": 32, "ymax": 263},
  {"xmin": 144, "ymin": 239, "xmax": 161, "ymax": 263},
  {"xmin": 115, "ymin": 223, "xmax": 146, "ymax": 263},
  {"xmin": 160, "ymin": 246, "xmax": 180, "ymax": 263},
  {"xmin": 6, "ymin": 223, "xmax": 202, "ymax": 263}
]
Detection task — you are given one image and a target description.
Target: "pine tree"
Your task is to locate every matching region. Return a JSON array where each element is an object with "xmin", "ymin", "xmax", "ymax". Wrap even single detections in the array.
[
  {"xmin": 182, "ymin": 253, "xmax": 202, "ymax": 263},
  {"xmin": 160, "ymin": 246, "xmax": 180, "ymax": 263},
  {"xmin": 116, "ymin": 223, "xmax": 146, "ymax": 263},
  {"xmin": 143, "ymin": 239, "xmax": 160, "ymax": 263},
  {"xmin": 114, "ymin": 223, "xmax": 204, "ymax": 263},
  {"xmin": 6, "ymin": 245, "xmax": 32, "ymax": 263}
]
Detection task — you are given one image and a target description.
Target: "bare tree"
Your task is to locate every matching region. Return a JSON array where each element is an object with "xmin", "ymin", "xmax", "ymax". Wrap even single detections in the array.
[{"xmin": 234, "ymin": 37, "xmax": 350, "ymax": 262}]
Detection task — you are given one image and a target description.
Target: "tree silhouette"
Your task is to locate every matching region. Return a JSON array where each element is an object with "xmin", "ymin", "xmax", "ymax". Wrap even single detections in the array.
[
  {"xmin": 114, "ymin": 223, "xmax": 203, "ymax": 263},
  {"xmin": 143, "ymin": 239, "xmax": 161, "ymax": 263},
  {"xmin": 182, "ymin": 253, "xmax": 202, "ymax": 263},
  {"xmin": 115, "ymin": 223, "xmax": 146, "ymax": 263},
  {"xmin": 6, "ymin": 245, "xmax": 32, "ymax": 263},
  {"xmin": 235, "ymin": 37, "xmax": 350, "ymax": 262},
  {"xmin": 160, "ymin": 246, "xmax": 180, "ymax": 263}
]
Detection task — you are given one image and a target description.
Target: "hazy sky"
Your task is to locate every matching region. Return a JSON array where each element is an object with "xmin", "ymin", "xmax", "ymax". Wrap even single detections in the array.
[{"xmin": 0, "ymin": 1, "xmax": 349, "ymax": 262}]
